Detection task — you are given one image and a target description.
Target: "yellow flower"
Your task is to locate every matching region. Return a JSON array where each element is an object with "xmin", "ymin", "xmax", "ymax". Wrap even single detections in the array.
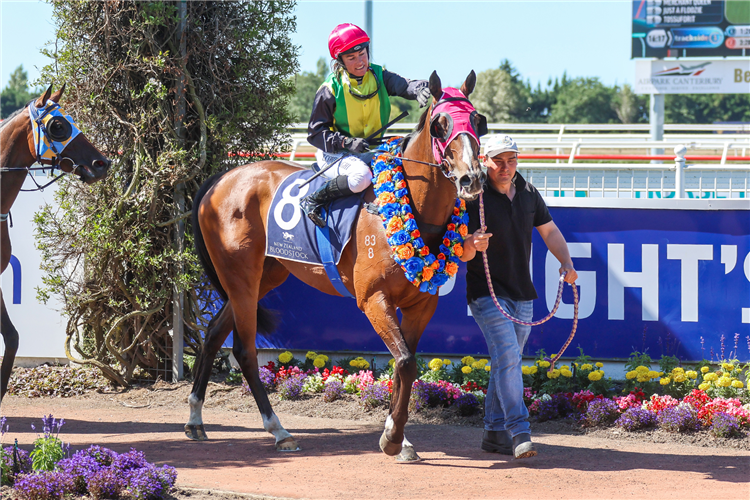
[
  {"xmin": 686, "ymin": 370, "xmax": 698, "ymax": 379},
  {"xmin": 522, "ymin": 366, "xmax": 530, "ymax": 375},
  {"xmin": 461, "ymin": 366, "xmax": 472, "ymax": 374},
  {"xmin": 698, "ymin": 382, "xmax": 710, "ymax": 391},
  {"xmin": 659, "ymin": 377, "xmax": 671, "ymax": 385},
  {"xmin": 574, "ymin": 362, "xmax": 579, "ymax": 367},
  {"xmin": 703, "ymin": 372, "xmax": 719, "ymax": 382},
  {"xmin": 647, "ymin": 371, "xmax": 660, "ymax": 379},
  {"xmin": 471, "ymin": 361, "xmax": 483, "ymax": 370},
  {"xmin": 318, "ymin": 354, "xmax": 329, "ymax": 362},
  {"xmin": 717, "ymin": 376, "xmax": 732, "ymax": 388},
  {"xmin": 484, "ymin": 365, "xmax": 491, "ymax": 372},
  {"xmin": 588, "ymin": 371, "xmax": 603, "ymax": 381},
  {"xmin": 673, "ymin": 373, "xmax": 687, "ymax": 383},
  {"xmin": 306, "ymin": 351, "xmax": 317, "ymax": 360},
  {"xmin": 278, "ymin": 351, "xmax": 293, "ymax": 364},
  {"xmin": 313, "ymin": 357, "xmax": 326, "ymax": 368},
  {"xmin": 561, "ymin": 368, "xmax": 573, "ymax": 378},
  {"xmin": 388, "ymin": 358, "xmax": 395, "ymax": 367},
  {"xmin": 626, "ymin": 371, "xmax": 637, "ymax": 380},
  {"xmin": 700, "ymin": 366, "xmax": 710, "ymax": 373},
  {"xmin": 581, "ymin": 363, "xmax": 593, "ymax": 371},
  {"xmin": 635, "ymin": 366, "xmax": 650, "ymax": 374},
  {"xmin": 429, "ymin": 358, "xmax": 444, "ymax": 371},
  {"xmin": 722, "ymin": 362, "xmax": 734, "ymax": 371},
  {"xmin": 595, "ymin": 362, "xmax": 604, "ymax": 368},
  {"xmin": 443, "ymin": 359, "xmax": 452, "ymax": 366},
  {"xmin": 528, "ymin": 366, "xmax": 538, "ymax": 375},
  {"xmin": 636, "ymin": 375, "xmax": 650, "ymax": 383},
  {"xmin": 561, "ymin": 365, "xmax": 570, "ymax": 371},
  {"xmin": 478, "ymin": 359, "xmax": 489, "ymax": 366},
  {"xmin": 461, "ymin": 356, "xmax": 475, "ymax": 366},
  {"xmin": 731, "ymin": 380, "xmax": 744, "ymax": 389},
  {"xmin": 539, "ymin": 361, "xmax": 551, "ymax": 368},
  {"xmin": 548, "ymin": 369, "xmax": 561, "ymax": 379}
]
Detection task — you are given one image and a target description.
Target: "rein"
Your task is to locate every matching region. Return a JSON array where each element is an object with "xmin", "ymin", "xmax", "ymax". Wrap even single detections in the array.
[{"xmin": 478, "ymin": 192, "xmax": 579, "ymax": 371}]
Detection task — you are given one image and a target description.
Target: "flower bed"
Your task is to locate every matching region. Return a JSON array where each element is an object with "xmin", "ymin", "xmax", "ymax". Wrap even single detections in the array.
[{"xmin": 231, "ymin": 349, "xmax": 750, "ymax": 437}]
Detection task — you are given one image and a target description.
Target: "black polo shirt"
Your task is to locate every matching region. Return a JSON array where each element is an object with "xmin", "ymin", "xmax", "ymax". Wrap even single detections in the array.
[{"xmin": 465, "ymin": 172, "xmax": 552, "ymax": 302}]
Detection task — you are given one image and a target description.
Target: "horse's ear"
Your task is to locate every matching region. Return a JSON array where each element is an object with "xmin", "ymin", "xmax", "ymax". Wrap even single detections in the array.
[
  {"xmin": 460, "ymin": 70, "xmax": 476, "ymax": 97},
  {"xmin": 50, "ymin": 84, "xmax": 66, "ymax": 103},
  {"xmin": 429, "ymin": 71, "xmax": 442, "ymax": 102},
  {"xmin": 35, "ymin": 85, "xmax": 53, "ymax": 108}
]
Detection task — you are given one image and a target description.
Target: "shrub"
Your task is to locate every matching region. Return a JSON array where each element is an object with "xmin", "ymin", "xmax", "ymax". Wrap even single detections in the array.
[
  {"xmin": 14, "ymin": 471, "xmax": 74, "ymax": 500},
  {"xmin": 582, "ymin": 398, "xmax": 620, "ymax": 427},
  {"xmin": 535, "ymin": 393, "xmax": 576, "ymax": 422},
  {"xmin": 454, "ymin": 393, "xmax": 480, "ymax": 416},
  {"xmin": 709, "ymin": 412, "xmax": 743, "ymax": 438},
  {"xmin": 302, "ymin": 373, "xmax": 325, "ymax": 394},
  {"xmin": 87, "ymin": 467, "xmax": 125, "ymax": 499},
  {"xmin": 2, "ymin": 446, "xmax": 33, "ymax": 485},
  {"xmin": 323, "ymin": 379, "xmax": 345, "ymax": 402},
  {"xmin": 615, "ymin": 407, "xmax": 657, "ymax": 431},
  {"xmin": 30, "ymin": 416, "xmax": 66, "ymax": 471},
  {"xmin": 277, "ymin": 374, "xmax": 306, "ymax": 401},
  {"xmin": 359, "ymin": 382, "xmax": 391, "ymax": 410},
  {"xmin": 55, "ymin": 455, "xmax": 101, "ymax": 494},
  {"xmin": 124, "ymin": 464, "xmax": 177, "ymax": 500},
  {"xmin": 657, "ymin": 404, "xmax": 702, "ymax": 432}
]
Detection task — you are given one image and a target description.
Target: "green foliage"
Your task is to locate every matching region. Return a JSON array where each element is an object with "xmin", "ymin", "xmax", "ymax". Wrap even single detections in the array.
[
  {"xmin": 287, "ymin": 57, "xmax": 327, "ymax": 123},
  {"xmin": 30, "ymin": 436, "xmax": 65, "ymax": 471},
  {"xmin": 472, "ymin": 60, "xmax": 532, "ymax": 123},
  {"xmin": 34, "ymin": 1, "xmax": 298, "ymax": 385},
  {"xmin": 665, "ymin": 93, "xmax": 750, "ymax": 123},
  {"xmin": 1, "ymin": 65, "xmax": 39, "ymax": 118},
  {"xmin": 225, "ymin": 369, "xmax": 243, "ymax": 385},
  {"xmin": 659, "ymin": 355, "xmax": 680, "ymax": 374},
  {"xmin": 548, "ymin": 77, "xmax": 619, "ymax": 123}
]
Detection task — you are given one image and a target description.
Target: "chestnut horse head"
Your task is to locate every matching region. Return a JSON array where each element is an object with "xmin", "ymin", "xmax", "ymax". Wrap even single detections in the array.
[{"xmin": 0, "ymin": 84, "xmax": 111, "ymax": 402}]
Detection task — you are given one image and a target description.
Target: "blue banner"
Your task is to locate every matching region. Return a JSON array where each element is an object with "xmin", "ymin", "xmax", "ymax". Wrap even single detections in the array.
[{"xmin": 251, "ymin": 202, "xmax": 749, "ymax": 362}]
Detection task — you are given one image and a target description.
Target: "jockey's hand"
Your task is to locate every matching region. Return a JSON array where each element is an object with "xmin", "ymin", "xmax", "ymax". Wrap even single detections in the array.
[
  {"xmin": 416, "ymin": 87, "xmax": 432, "ymax": 108},
  {"xmin": 344, "ymin": 137, "xmax": 370, "ymax": 153}
]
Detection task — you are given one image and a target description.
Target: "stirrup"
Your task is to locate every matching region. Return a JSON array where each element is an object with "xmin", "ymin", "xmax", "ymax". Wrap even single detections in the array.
[{"xmin": 300, "ymin": 197, "xmax": 327, "ymax": 228}]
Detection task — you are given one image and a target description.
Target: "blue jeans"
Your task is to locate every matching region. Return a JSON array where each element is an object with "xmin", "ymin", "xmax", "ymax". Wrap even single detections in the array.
[{"xmin": 469, "ymin": 295, "xmax": 533, "ymax": 437}]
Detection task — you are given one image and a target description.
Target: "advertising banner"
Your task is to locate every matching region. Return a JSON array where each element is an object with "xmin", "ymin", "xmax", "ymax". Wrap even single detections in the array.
[
  {"xmin": 632, "ymin": 0, "xmax": 750, "ymax": 58},
  {"xmin": 635, "ymin": 58, "xmax": 750, "ymax": 94},
  {"xmin": 258, "ymin": 199, "xmax": 750, "ymax": 362}
]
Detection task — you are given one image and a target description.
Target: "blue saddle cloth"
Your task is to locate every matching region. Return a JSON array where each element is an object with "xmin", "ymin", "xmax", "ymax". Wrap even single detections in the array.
[{"xmin": 265, "ymin": 170, "xmax": 361, "ymax": 266}]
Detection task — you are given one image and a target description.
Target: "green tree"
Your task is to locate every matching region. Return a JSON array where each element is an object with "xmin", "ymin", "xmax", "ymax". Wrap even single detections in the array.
[
  {"xmin": 665, "ymin": 93, "xmax": 750, "ymax": 123},
  {"xmin": 288, "ymin": 57, "xmax": 327, "ymax": 123},
  {"xmin": 1, "ymin": 65, "xmax": 37, "ymax": 118},
  {"xmin": 34, "ymin": 1, "xmax": 298, "ymax": 385},
  {"xmin": 613, "ymin": 84, "xmax": 648, "ymax": 124},
  {"xmin": 472, "ymin": 59, "xmax": 531, "ymax": 122},
  {"xmin": 548, "ymin": 77, "xmax": 618, "ymax": 123}
]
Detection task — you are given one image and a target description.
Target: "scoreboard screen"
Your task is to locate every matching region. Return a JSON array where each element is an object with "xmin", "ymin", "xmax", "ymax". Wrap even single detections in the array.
[{"xmin": 633, "ymin": 0, "xmax": 750, "ymax": 57}]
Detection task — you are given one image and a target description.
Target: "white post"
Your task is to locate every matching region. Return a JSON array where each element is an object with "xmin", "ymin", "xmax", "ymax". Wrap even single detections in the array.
[
  {"xmin": 674, "ymin": 144, "xmax": 686, "ymax": 199},
  {"xmin": 650, "ymin": 93, "xmax": 664, "ymax": 164},
  {"xmin": 364, "ymin": 0, "xmax": 373, "ymax": 61}
]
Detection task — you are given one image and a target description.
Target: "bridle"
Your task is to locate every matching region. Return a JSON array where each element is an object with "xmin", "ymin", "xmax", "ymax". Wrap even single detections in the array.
[{"xmin": 0, "ymin": 99, "xmax": 87, "ymax": 192}]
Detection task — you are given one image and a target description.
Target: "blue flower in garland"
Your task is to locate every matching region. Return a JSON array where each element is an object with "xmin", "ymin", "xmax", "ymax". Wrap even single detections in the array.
[
  {"xmin": 388, "ymin": 230, "xmax": 410, "ymax": 247},
  {"xmin": 403, "ymin": 257, "xmax": 424, "ymax": 275},
  {"xmin": 392, "ymin": 172, "xmax": 405, "ymax": 182},
  {"xmin": 404, "ymin": 219, "xmax": 418, "ymax": 232},
  {"xmin": 381, "ymin": 203, "xmax": 401, "ymax": 219},
  {"xmin": 431, "ymin": 273, "xmax": 449, "ymax": 287},
  {"xmin": 400, "ymin": 204, "xmax": 412, "ymax": 215},
  {"xmin": 374, "ymin": 182, "xmax": 394, "ymax": 195},
  {"xmin": 394, "ymin": 188, "xmax": 408, "ymax": 198},
  {"xmin": 444, "ymin": 230, "xmax": 460, "ymax": 241},
  {"xmin": 412, "ymin": 237, "xmax": 425, "ymax": 249},
  {"xmin": 424, "ymin": 253, "xmax": 436, "ymax": 266},
  {"xmin": 439, "ymin": 244, "xmax": 451, "ymax": 255}
]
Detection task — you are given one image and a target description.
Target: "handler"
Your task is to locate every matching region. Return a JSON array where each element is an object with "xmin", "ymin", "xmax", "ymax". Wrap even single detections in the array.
[
  {"xmin": 460, "ymin": 134, "xmax": 578, "ymax": 459},
  {"xmin": 301, "ymin": 23, "xmax": 431, "ymax": 227}
]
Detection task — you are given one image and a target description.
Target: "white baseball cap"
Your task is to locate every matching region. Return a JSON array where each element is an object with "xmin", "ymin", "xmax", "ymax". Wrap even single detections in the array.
[{"xmin": 484, "ymin": 134, "xmax": 518, "ymax": 158}]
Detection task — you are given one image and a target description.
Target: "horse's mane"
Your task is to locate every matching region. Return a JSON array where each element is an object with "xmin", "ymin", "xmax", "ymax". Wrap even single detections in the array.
[
  {"xmin": 0, "ymin": 106, "xmax": 26, "ymax": 130},
  {"xmin": 400, "ymin": 107, "xmax": 429, "ymax": 152}
]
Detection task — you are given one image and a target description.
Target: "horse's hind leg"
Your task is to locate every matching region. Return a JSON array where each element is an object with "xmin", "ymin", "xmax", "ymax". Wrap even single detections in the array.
[
  {"xmin": 185, "ymin": 301, "xmax": 234, "ymax": 441},
  {"xmin": 0, "ymin": 293, "xmax": 19, "ymax": 403}
]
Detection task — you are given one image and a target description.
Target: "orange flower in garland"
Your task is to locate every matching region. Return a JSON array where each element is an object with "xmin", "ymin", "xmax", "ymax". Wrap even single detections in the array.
[{"xmin": 371, "ymin": 137, "xmax": 468, "ymax": 295}]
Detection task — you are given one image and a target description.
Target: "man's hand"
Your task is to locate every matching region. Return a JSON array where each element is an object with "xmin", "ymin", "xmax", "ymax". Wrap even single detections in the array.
[
  {"xmin": 559, "ymin": 262, "xmax": 578, "ymax": 283},
  {"xmin": 343, "ymin": 137, "xmax": 370, "ymax": 153},
  {"xmin": 467, "ymin": 229, "xmax": 493, "ymax": 253},
  {"xmin": 416, "ymin": 87, "xmax": 432, "ymax": 108}
]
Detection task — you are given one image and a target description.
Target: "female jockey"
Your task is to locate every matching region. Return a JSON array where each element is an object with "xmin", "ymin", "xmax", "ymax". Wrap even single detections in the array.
[{"xmin": 301, "ymin": 23, "xmax": 432, "ymax": 227}]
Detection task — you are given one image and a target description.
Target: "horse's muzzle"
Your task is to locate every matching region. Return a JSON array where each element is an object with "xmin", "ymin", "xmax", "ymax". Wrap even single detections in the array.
[
  {"xmin": 457, "ymin": 170, "xmax": 485, "ymax": 200},
  {"xmin": 79, "ymin": 158, "xmax": 111, "ymax": 184}
]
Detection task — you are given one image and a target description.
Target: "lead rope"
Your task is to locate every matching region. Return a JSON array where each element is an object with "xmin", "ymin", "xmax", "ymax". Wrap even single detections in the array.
[{"xmin": 478, "ymin": 193, "xmax": 579, "ymax": 371}]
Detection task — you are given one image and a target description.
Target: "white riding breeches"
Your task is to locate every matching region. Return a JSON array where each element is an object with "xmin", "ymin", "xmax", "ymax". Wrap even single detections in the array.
[{"xmin": 315, "ymin": 150, "xmax": 375, "ymax": 193}]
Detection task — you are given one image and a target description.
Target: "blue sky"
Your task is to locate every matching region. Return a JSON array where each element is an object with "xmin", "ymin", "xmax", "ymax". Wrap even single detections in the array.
[{"xmin": 2, "ymin": 0, "xmax": 635, "ymax": 91}]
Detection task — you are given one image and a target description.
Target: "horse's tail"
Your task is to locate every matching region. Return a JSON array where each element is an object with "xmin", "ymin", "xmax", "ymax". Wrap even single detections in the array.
[{"xmin": 192, "ymin": 170, "xmax": 278, "ymax": 335}]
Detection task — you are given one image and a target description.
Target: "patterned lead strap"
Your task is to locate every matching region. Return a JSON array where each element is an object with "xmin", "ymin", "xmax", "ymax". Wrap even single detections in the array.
[
  {"xmin": 0, "ymin": 213, "xmax": 8, "ymax": 222},
  {"xmin": 478, "ymin": 193, "xmax": 579, "ymax": 372}
]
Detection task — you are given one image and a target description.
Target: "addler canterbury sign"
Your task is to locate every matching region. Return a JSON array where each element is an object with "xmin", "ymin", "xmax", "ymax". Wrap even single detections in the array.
[{"xmin": 635, "ymin": 59, "xmax": 750, "ymax": 94}]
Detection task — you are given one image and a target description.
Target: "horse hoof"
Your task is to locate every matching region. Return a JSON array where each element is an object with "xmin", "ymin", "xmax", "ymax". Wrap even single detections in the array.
[
  {"xmin": 395, "ymin": 446, "xmax": 421, "ymax": 463},
  {"xmin": 276, "ymin": 437, "xmax": 300, "ymax": 452},
  {"xmin": 184, "ymin": 424, "xmax": 208, "ymax": 441},
  {"xmin": 379, "ymin": 430, "xmax": 402, "ymax": 456}
]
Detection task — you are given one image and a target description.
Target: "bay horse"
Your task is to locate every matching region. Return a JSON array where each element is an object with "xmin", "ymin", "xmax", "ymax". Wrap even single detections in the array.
[
  {"xmin": 186, "ymin": 71, "xmax": 486, "ymax": 460},
  {"xmin": 0, "ymin": 85, "xmax": 111, "ymax": 402}
]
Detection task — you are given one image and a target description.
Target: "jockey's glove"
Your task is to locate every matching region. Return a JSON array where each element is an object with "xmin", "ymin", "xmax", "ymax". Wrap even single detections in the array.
[
  {"xmin": 416, "ymin": 86, "xmax": 432, "ymax": 108},
  {"xmin": 344, "ymin": 137, "xmax": 370, "ymax": 153}
]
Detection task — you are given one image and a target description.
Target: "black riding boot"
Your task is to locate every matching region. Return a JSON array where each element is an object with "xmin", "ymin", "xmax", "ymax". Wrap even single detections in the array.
[{"xmin": 300, "ymin": 175, "xmax": 353, "ymax": 228}]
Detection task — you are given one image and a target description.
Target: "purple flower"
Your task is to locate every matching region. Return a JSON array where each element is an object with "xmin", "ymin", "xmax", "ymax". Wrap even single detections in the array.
[
  {"xmin": 14, "ymin": 471, "xmax": 74, "ymax": 500},
  {"xmin": 657, "ymin": 404, "xmax": 702, "ymax": 432},
  {"xmin": 56, "ymin": 455, "xmax": 101, "ymax": 494},
  {"xmin": 87, "ymin": 467, "xmax": 125, "ymax": 499},
  {"xmin": 124, "ymin": 464, "xmax": 177, "ymax": 500},
  {"xmin": 259, "ymin": 367, "xmax": 275, "ymax": 391},
  {"xmin": 710, "ymin": 412, "xmax": 743, "ymax": 438},
  {"xmin": 359, "ymin": 383, "xmax": 391, "ymax": 410},
  {"xmin": 111, "ymin": 448, "xmax": 149, "ymax": 471},
  {"xmin": 3, "ymin": 446, "xmax": 32, "ymax": 484},
  {"xmin": 615, "ymin": 407, "xmax": 657, "ymax": 431},
  {"xmin": 535, "ymin": 394, "xmax": 575, "ymax": 422},
  {"xmin": 78, "ymin": 445, "xmax": 116, "ymax": 467},
  {"xmin": 454, "ymin": 393, "xmax": 480, "ymax": 416},
  {"xmin": 720, "ymin": 334, "xmax": 726, "ymax": 359},
  {"xmin": 323, "ymin": 379, "xmax": 345, "ymax": 402},
  {"xmin": 277, "ymin": 374, "xmax": 306, "ymax": 401},
  {"xmin": 582, "ymin": 398, "xmax": 620, "ymax": 427}
]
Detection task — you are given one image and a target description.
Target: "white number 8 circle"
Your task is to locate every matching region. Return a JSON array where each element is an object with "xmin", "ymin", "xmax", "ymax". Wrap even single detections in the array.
[{"xmin": 274, "ymin": 180, "xmax": 310, "ymax": 231}]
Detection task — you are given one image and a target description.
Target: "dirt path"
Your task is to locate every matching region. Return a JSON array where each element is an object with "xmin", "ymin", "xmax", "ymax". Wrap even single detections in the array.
[{"xmin": 1, "ymin": 390, "xmax": 749, "ymax": 500}]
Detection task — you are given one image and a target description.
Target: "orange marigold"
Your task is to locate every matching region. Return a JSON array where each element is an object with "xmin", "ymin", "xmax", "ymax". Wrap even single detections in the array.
[
  {"xmin": 376, "ymin": 172, "xmax": 391, "ymax": 184},
  {"xmin": 447, "ymin": 223, "xmax": 456, "ymax": 231},
  {"xmin": 420, "ymin": 247, "xmax": 430, "ymax": 256},
  {"xmin": 459, "ymin": 199, "xmax": 466, "ymax": 210},
  {"xmin": 437, "ymin": 253, "xmax": 446, "ymax": 260},
  {"xmin": 378, "ymin": 192, "xmax": 396, "ymax": 204},
  {"xmin": 386, "ymin": 217, "xmax": 403, "ymax": 235},
  {"xmin": 445, "ymin": 261, "xmax": 459, "ymax": 275},
  {"xmin": 458, "ymin": 224, "xmax": 468, "ymax": 237},
  {"xmin": 453, "ymin": 244, "xmax": 464, "ymax": 257},
  {"xmin": 396, "ymin": 244, "xmax": 414, "ymax": 260},
  {"xmin": 421, "ymin": 267, "xmax": 434, "ymax": 281},
  {"xmin": 411, "ymin": 230, "xmax": 420, "ymax": 238},
  {"xmin": 453, "ymin": 207, "xmax": 460, "ymax": 215}
]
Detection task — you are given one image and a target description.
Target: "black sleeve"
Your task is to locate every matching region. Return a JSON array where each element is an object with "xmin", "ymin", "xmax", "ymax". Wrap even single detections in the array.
[
  {"xmin": 466, "ymin": 198, "xmax": 481, "ymax": 234},
  {"xmin": 532, "ymin": 188, "xmax": 553, "ymax": 227},
  {"xmin": 382, "ymin": 69, "xmax": 428, "ymax": 100},
  {"xmin": 307, "ymin": 85, "xmax": 348, "ymax": 153}
]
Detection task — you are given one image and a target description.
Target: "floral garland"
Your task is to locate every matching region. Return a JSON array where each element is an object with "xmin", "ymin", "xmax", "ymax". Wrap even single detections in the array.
[{"xmin": 370, "ymin": 137, "xmax": 469, "ymax": 295}]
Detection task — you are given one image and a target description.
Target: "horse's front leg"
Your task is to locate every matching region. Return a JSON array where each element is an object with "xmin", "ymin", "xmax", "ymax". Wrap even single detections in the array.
[{"xmin": 0, "ymin": 292, "xmax": 19, "ymax": 403}]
